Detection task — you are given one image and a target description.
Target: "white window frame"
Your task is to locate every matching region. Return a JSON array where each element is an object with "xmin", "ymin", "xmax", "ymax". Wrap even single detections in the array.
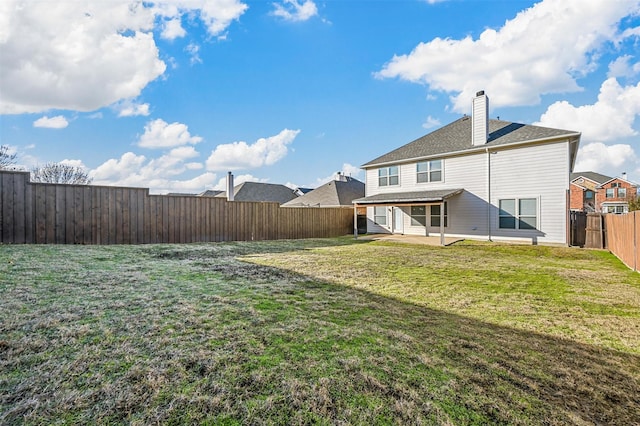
[
  {"xmin": 416, "ymin": 160, "xmax": 443, "ymax": 183},
  {"xmin": 430, "ymin": 203, "xmax": 448, "ymax": 227},
  {"xmin": 498, "ymin": 198, "xmax": 538, "ymax": 230},
  {"xmin": 410, "ymin": 205, "xmax": 426, "ymax": 226},
  {"xmin": 374, "ymin": 206, "xmax": 387, "ymax": 225},
  {"xmin": 378, "ymin": 166, "xmax": 399, "ymax": 187},
  {"xmin": 605, "ymin": 188, "xmax": 615, "ymax": 198},
  {"xmin": 618, "ymin": 187, "xmax": 627, "ymax": 198}
]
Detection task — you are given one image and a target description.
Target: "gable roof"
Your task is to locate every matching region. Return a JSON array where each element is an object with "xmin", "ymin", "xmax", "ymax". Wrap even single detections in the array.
[
  {"xmin": 216, "ymin": 182, "xmax": 299, "ymax": 204},
  {"xmin": 570, "ymin": 171, "xmax": 612, "ymax": 185},
  {"xmin": 362, "ymin": 117, "xmax": 580, "ymax": 168},
  {"xmin": 282, "ymin": 177, "xmax": 365, "ymax": 207}
]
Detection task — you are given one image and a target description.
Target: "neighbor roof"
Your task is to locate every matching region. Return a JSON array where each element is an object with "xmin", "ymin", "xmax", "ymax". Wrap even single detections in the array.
[
  {"xmin": 215, "ymin": 182, "xmax": 299, "ymax": 204},
  {"xmin": 353, "ymin": 188, "xmax": 464, "ymax": 205},
  {"xmin": 570, "ymin": 171, "xmax": 612, "ymax": 185},
  {"xmin": 362, "ymin": 117, "xmax": 580, "ymax": 168},
  {"xmin": 282, "ymin": 177, "xmax": 365, "ymax": 207}
]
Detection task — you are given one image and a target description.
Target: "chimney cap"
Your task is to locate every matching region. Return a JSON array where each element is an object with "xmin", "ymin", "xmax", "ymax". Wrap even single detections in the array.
[{"xmin": 476, "ymin": 90, "xmax": 485, "ymax": 96}]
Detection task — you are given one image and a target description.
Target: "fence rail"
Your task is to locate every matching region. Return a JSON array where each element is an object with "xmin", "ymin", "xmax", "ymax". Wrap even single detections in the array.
[{"xmin": 0, "ymin": 171, "xmax": 353, "ymax": 245}]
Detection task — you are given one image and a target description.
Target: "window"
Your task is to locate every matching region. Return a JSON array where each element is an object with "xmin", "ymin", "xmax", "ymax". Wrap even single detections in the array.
[
  {"xmin": 374, "ymin": 206, "xmax": 387, "ymax": 225},
  {"xmin": 499, "ymin": 198, "xmax": 537, "ymax": 230},
  {"xmin": 585, "ymin": 190, "xmax": 594, "ymax": 199},
  {"xmin": 604, "ymin": 205, "xmax": 626, "ymax": 214},
  {"xmin": 410, "ymin": 206, "xmax": 426, "ymax": 226},
  {"xmin": 378, "ymin": 166, "xmax": 399, "ymax": 187},
  {"xmin": 612, "ymin": 182, "xmax": 621, "ymax": 188},
  {"xmin": 416, "ymin": 160, "xmax": 442, "ymax": 183},
  {"xmin": 499, "ymin": 199, "xmax": 516, "ymax": 229},
  {"xmin": 618, "ymin": 188, "xmax": 627, "ymax": 198},
  {"xmin": 430, "ymin": 203, "xmax": 448, "ymax": 227},
  {"xmin": 605, "ymin": 188, "xmax": 615, "ymax": 198}
]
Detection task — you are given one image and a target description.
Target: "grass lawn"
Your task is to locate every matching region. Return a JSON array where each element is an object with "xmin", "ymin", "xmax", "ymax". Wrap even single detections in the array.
[{"xmin": 1, "ymin": 237, "xmax": 639, "ymax": 425}]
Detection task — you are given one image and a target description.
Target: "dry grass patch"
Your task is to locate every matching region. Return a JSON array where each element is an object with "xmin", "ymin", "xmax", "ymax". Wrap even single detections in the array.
[{"xmin": 1, "ymin": 238, "xmax": 639, "ymax": 425}]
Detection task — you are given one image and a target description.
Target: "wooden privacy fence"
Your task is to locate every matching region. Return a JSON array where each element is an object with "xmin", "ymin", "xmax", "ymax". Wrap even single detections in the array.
[
  {"xmin": 604, "ymin": 211, "xmax": 639, "ymax": 272},
  {"xmin": 0, "ymin": 171, "xmax": 353, "ymax": 245}
]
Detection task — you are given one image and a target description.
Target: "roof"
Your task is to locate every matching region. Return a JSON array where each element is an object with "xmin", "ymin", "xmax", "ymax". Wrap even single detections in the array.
[
  {"xmin": 362, "ymin": 117, "xmax": 580, "ymax": 168},
  {"xmin": 353, "ymin": 188, "xmax": 464, "ymax": 205},
  {"xmin": 570, "ymin": 171, "xmax": 612, "ymax": 185},
  {"xmin": 282, "ymin": 177, "xmax": 365, "ymax": 207},
  {"xmin": 215, "ymin": 182, "xmax": 299, "ymax": 204},
  {"xmin": 198, "ymin": 189, "xmax": 224, "ymax": 197}
]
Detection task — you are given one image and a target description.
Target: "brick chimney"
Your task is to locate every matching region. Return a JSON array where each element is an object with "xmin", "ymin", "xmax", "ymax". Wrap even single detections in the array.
[{"xmin": 472, "ymin": 90, "xmax": 489, "ymax": 146}]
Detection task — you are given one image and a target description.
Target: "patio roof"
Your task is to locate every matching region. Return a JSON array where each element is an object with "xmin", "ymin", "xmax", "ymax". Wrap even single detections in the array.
[{"xmin": 352, "ymin": 188, "xmax": 464, "ymax": 205}]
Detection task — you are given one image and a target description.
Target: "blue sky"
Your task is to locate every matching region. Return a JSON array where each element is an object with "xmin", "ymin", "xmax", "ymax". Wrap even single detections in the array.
[{"xmin": 1, "ymin": 0, "xmax": 640, "ymax": 193}]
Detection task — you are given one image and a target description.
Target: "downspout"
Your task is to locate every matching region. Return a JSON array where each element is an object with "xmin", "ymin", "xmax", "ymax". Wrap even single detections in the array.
[{"xmin": 486, "ymin": 148, "xmax": 492, "ymax": 241}]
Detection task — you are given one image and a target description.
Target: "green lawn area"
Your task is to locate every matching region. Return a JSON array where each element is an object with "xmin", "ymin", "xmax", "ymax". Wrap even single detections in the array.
[{"xmin": 1, "ymin": 238, "xmax": 639, "ymax": 425}]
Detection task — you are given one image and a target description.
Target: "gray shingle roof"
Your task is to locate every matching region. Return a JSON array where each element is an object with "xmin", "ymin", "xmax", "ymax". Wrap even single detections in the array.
[
  {"xmin": 353, "ymin": 188, "xmax": 464, "ymax": 205},
  {"xmin": 570, "ymin": 171, "xmax": 612, "ymax": 185},
  {"xmin": 282, "ymin": 178, "xmax": 365, "ymax": 207},
  {"xmin": 362, "ymin": 117, "xmax": 580, "ymax": 168},
  {"xmin": 215, "ymin": 182, "xmax": 299, "ymax": 204}
]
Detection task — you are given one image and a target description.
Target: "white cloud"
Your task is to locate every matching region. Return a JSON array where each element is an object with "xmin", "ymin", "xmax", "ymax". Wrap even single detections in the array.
[
  {"xmin": 607, "ymin": 55, "xmax": 640, "ymax": 79},
  {"xmin": 206, "ymin": 128, "xmax": 300, "ymax": 171},
  {"xmin": 375, "ymin": 0, "xmax": 640, "ymax": 112},
  {"xmin": 59, "ymin": 159, "xmax": 88, "ymax": 169},
  {"xmin": 535, "ymin": 78, "xmax": 640, "ymax": 142},
  {"xmin": 90, "ymin": 151, "xmax": 216, "ymax": 194},
  {"xmin": 0, "ymin": 0, "xmax": 247, "ymax": 114},
  {"xmin": 574, "ymin": 142, "xmax": 638, "ymax": 180},
  {"xmin": 309, "ymin": 163, "xmax": 364, "ymax": 187},
  {"xmin": 212, "ymin": 173, "xmax": 268, "ymax": 190},
  {"xmin": 271, "ymin": 0, "xmax": 318, "ymax": 22},
  {"xmin": 33, "ymin": 115, "xmax": 69, "ymax": 129},
  {"xmin": 116, "ymin": 100, "xmax": 150, "ymax": 117},
  {"xmin": 161, "ymin": 17, "xmax": 186, "ymax": 40},
  {"xmin": 185, "ymin": 43, "xmax": 202, "ymax": 65},
  {"xmin": 153, "ymin": 0, "xmax": 248, "ymax": 39},
  {"xmin": 422, "ymin": 115, "xmax": 441, "ymax": 129},
  {"xmin": 138, "ymin": 119, "xmax": 203, "ymax": 148}
]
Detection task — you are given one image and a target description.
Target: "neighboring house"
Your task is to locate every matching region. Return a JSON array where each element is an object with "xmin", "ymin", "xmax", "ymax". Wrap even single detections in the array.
[
  {"xmin": 215, "ymin": 181, "xmax": 299, "ymax": 204},
  {"xmin": 570, "ymin": 172, "xmax": 637, "ymax": 213},
  {"xmin": 282, "ymin": 174, "xmax": 365, "ymax": 208},
  {"xmin": 596, "ymin": 174, "xmax": 637, "ymax": 214},
  {"xmin": 353, "ymin": 91, "xmax": 581, "ymax": 245},
  {"xmin": 569, "ymin": 171, "xmax": 612, "ymax": 212}
]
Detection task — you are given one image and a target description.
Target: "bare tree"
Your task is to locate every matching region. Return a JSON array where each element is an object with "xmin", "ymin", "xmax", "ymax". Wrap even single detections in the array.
[
  {"xmin": 0, "ymin": 145, "xmax": 17, "ymax": 170},
  {"xmin": 31, "ymin": 162, "xmax": 93, "ymax": 185}
]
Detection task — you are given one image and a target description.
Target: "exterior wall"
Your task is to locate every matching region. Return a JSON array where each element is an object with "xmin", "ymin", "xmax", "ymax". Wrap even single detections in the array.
[
  {"xmin": 364, "ymin": 140, "xmax": 572, "ymax": 244},
  {"xmin": 569, "ymin": 183, "xmax": 585, "ymax": 211},
  {"xmin": 490, "ymin": 142, "xmax": 569, "ymax": 244}
]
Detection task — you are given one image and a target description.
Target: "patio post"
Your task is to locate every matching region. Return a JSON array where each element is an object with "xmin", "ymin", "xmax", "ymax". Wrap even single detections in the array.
[{"xmin": 440, "ymin": 201, "xmax": 445, "ymax": 246}]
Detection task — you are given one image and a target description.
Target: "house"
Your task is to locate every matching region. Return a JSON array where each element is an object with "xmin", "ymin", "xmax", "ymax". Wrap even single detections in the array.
[
  {"xmin": 569, "ymin": 171, "xmax": 612, "ymax": 212},
  {"xmin": 570, "ymin": 172, "xmax": 637, "ymax": 213},
  {"xmin": 215, "ymin": 181, "xmax": 299, "ymax": 204},
  {"xmin": 596, "ymin": 173, "xmax": 637, "ymax": 214},
  {"xmin": 353, "ymin": 91, "xmax": 581, "ymax": 245},
  {"xmin": 282, "ymin": 174, "xmax": 365, "ymax": 208}
]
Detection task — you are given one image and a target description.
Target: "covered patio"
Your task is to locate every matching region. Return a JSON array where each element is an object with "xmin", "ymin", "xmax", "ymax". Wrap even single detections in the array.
[{"xmin": 352, "ymin": 188, "xmax": 464, "ymax": 246}]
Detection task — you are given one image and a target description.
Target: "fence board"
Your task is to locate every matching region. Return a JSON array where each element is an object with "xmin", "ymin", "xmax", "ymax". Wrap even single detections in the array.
[
  {"xmin": 605, "ymin": 212, "xmax": 637, "ymax": 271},
  {"xmin": 0, "ymin": 170, "xmax": 353, "ymax": 245}
]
